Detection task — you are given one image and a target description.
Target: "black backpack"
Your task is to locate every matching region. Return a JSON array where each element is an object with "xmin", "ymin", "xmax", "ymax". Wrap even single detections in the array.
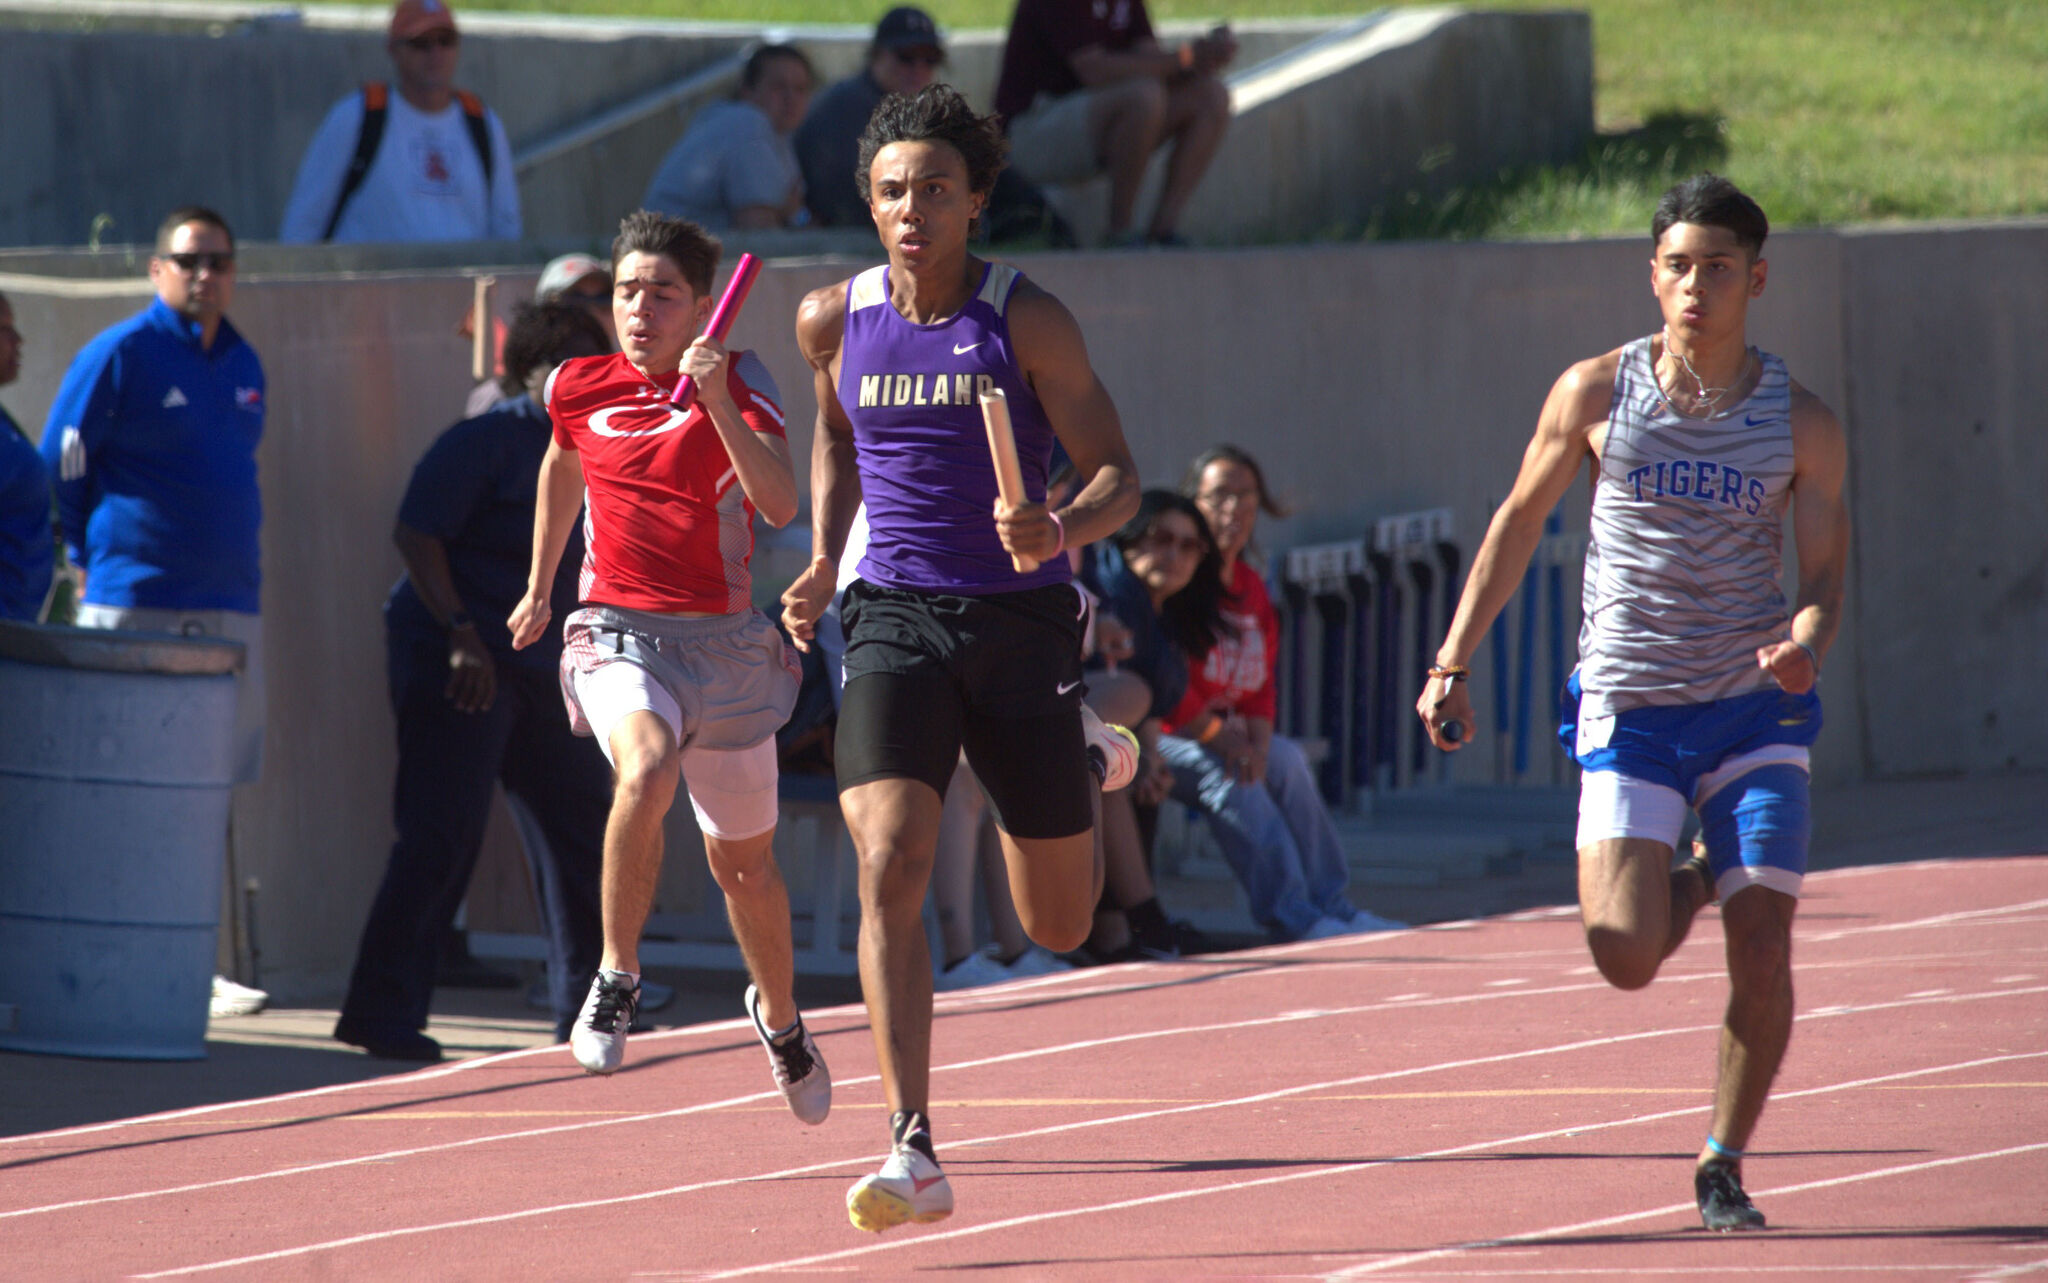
[{"xmin": 321, "ymin": 81, "xmax": 495, "ymax": 241}]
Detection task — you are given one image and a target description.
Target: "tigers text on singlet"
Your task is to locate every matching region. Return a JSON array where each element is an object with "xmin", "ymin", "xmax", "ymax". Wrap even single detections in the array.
[
  {"xmin": 838, "ymin": 261, "xmax": 1071, "ymax": 595},
  {"xmin": 1576, "ymin": 336, "xmax": 1797, "ymax": 716}
]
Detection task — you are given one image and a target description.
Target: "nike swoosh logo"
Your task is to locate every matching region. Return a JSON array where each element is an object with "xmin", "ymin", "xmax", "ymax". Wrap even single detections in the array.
[
  {"xmin": 589, "ymin": 405, "xmax": 688, "ymax": 438},
  {"xmin": 912, "ymin": 1174, "xmax": 946, "ymax": 1193},
  {"xmin": 953, "ymin": 341, "xmax": 983, "ymax": 355},
  {"xmin": 1057, "ymin": 679, "xmax": 1081, "ymax": 695},
  {"xmin": 1777, "ymin": 717, "xmax": 1808, "ymax": 726},
  {"xmin": 1744, "ymin": 413, "xmax": 1773, "ymax": 427}
]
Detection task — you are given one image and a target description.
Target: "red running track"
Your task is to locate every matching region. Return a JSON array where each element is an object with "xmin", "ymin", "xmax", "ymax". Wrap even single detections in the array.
[{"xmin": 4, "ymin": 856, "xmax": 2045, "ymax": 1280}]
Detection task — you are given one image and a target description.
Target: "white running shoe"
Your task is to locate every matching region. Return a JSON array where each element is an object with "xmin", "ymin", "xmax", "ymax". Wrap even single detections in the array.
[
  {"xmin": 935, "ymin": 950, "xmax": 1010, "ymax": 992},
  {"xmin": 571, "ymin": 969, "xmax": 639, "ymax": 1075},
  {"xmin": 1081, "ymin": 705, "xmax": 1140, "ymax": 791},
  {"xmin": 209, "ymin": 975, "xmax": 268, "ymax": 1018},
  {"xmin": 847, "ymin": 1142, "xmax": 954, "ymax": 1232},
  {"xmin": 744, "ymin": 984, "xmax": 831, "ymax": 1125},
  {"xmin": 1000, "ymin": 945, "xmax": 1074, "ymax": 979}
]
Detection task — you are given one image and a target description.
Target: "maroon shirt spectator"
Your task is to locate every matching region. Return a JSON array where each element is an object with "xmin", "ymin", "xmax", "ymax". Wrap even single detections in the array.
[{"xmin": 992, "ymin": 0, "xmax": 1233, "ymax": 246}]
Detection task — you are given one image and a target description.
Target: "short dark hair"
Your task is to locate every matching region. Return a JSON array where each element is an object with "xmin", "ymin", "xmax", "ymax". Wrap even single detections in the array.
[
  {"xmin": 741, "ymin": 42, "xmax": 814, "ymax": 91},
  {"xmin": 611, "ymin": 210, "xmax": 720, "ymax": 299},
  {"xmin": 156, "ymin": 206, "xmax": 235, "ymax": 252},
  {"xmin": 855, "ymin": 85, "xmax": 1007, "ymax": 221},
  {"xmin": 1652, "ymin": 174, "xmax": 1768, "ymax": 259},
  {"xmin": 1111, "ymin": 489, "xmax": 1227, "ymax": 659},
  {"xmin": 1182, "ymin": 443, "xmax": 1288, "ymax": 519},
  {"xmin": 499, "ymin": 300, "xmax": 610, "ymax": 396}
]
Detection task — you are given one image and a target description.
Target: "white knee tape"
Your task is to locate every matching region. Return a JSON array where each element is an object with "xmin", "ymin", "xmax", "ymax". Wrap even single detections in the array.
[
  {"xmin": 1577, "ymin": 770, "xmax": 1688, "ymax": 850},
  {"xmin": 681, "ymin": 739, "xmax": 781, "ymax": 840}
]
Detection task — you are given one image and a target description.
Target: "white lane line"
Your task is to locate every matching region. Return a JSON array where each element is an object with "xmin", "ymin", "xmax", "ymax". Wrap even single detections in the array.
[
  {"xmin": 121, "ymin": 1017, "xmax": 2048, "ymax": 1277},
  {"xmin": 14, "ymin": 881, "xmax": 2039, "ymax": 1150},
  {"xmin": 1323, "ymin": 1137, "xmax": 2048, "ymax": 1278},
  {"xmin": 13, "ymin": 955, "xmax": 2046, "ymax": 1225},
  {"xmin": 1804, "ymin": 899, "xmax": 2048, "ymax": 943},
  {"xmin": 696, "ymin": 1050, "xmax": 2048, "ymax": 1283}
]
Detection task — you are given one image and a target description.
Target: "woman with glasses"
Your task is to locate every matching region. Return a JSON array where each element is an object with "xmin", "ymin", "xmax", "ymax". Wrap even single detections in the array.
[
  {"xmin": 1080, "ymin": 488, "xmax": 1225, "ymax": 961},
  {"xmin": 1167, "ymin": 445, "xmax": 1407, "ymax": 942}
]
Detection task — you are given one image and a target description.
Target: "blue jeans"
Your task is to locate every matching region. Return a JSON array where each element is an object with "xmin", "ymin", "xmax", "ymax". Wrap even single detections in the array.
[{"xmin": 1157, "ymin": 732, "xmax": 1357, "ymax": 939}]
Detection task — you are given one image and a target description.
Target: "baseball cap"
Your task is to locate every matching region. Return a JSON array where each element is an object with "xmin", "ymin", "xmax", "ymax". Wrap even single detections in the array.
[
  {"xmin": 873, "ymin": 6, "xmax": 941, "ymax": 52},
  {"xmin": 536, "ymin": 253, "xmax": 610, "ymax": 302},
  {"xmin": 389, "ymin": 0, "xmax": 457, "ymax": 42}
]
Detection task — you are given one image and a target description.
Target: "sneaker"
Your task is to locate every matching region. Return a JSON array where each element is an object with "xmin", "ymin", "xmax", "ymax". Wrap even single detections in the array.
[
  {"xmin": 333, "ymin": 1016, "xmax": 444, "ymax": 1063},
  {"xmin": 570, "ymin": 969, "xmax": 639, "ymax": 1075},
  {"xmin": 744, "ymin": 984, "xmax": 831, "ymax": 1124},
  {"xmin": 999, "ymin": 945, "xmax": 1074, "ymax": 979},
  {"xmin": 1081, "ymin": 705, "xmax": 1140, "ymax": 792},
  {"xmin": 210, "ymin": 975, "xmax": 268, "ymax": 1018},
  {"xmin": 1678, "ymin": 842, "xmax": 1717, "ymax": 905},
  {"xmin": 1343, "ymin": 909, "xmax": 1409, "ymax": 932},
  {"xmin": 1298, "ymin": 915, "xmax": 1357, "ymax": 941},
  {"xmin": 847, "ymin": 1140, "xmax": 954, "ymax": 1232},
  {"xmin": 935, "ymin": 950, "xmax": 1010, "ymax": 992},
  {"xmin": 1695, "ymin": 1161, "xmax": 1766, "ymax": 1232}
]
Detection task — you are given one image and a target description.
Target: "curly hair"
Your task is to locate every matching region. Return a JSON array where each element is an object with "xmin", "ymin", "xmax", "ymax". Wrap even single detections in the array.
[
  {"xmin": 498, "ymin": 300, "xmax": 610, "ymax": 397},
  {"xmin": 854, "ymin": 85, "xmax": 1008, "ymax": 225}
]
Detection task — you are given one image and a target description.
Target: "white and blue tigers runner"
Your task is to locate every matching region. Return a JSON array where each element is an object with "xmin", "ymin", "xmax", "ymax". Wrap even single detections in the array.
[{"xmin": 1576, "ymin": 335, "xmax": 1797, "ymax": 719}]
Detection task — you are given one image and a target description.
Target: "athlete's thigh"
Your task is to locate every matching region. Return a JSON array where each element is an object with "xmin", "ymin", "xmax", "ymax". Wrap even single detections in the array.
[
  {"xmin": 962, "ymin": 707, "xmax": 1093, "ymax": 841},
  {"xmin": 840, "ymin": 774, "xmax": 946, "ymax": 885},
  {"xmin": 1578, "ymin": 835, "xmax": 1679, "ymax": 939},
  {"xmin": 996, "ymin": 825, "xmax": 1097, "ymax": 925}
]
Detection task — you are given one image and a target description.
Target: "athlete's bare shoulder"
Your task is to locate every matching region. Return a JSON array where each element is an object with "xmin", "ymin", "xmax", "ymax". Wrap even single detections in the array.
[
  {"xmin": 1544, "ymin": 347, "xmax": 1623, "ymax": 442},
  {"xmin": 1003, "ymin": 274, "xmax": 1085, "ymax": 371},
  {"xmin": 796, "ymin": 277, "xmax": 851, "ymax": 370},
  {"xmin": 1786, "ymin": 377, "xmax": 1847, "ymax": 473}
]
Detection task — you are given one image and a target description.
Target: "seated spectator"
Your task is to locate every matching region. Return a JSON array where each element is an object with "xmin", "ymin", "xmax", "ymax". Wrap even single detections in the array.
[
  {"xmin": 1173, "ymin": 446, "xmax": 1405, "ymax": 941},
  {"xmin": 794, "ymin": 8, "xmax": 945, "ymax": 230},
  {"xmin": 1083, "ymin": 489, "xmax": 1223, "ymax": 961},
  {"xmin": 280, "ymin": 0, "xmax": 521, "ymax": 244},
  {"xmin": 0, "ymin": 291, "xmax": 55, "ymax": 621},
  {"xmin": 463, "ymin": 252, "xmax": 616, "ymax": 418},
  {"xmin": 333, "ymin": 299, "xmax": 614, "ymax": 1063},
  {"xmin": 992, "ymin": 0, "xmax": 1235, "ymax": 246},
  {"xmin": 644, "ymin": 44, "xmax": 815, "ymax": 230}
]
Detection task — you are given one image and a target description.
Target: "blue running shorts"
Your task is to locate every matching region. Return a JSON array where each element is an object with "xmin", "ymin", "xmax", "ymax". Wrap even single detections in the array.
[{"xmin": 1559, "ymin": 671, "xmax": 1821, "ymax": 899}]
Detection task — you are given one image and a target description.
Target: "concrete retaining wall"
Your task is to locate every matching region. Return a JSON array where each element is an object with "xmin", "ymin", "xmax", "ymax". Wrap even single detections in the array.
[
  {"xmin": 4, "ymin": 220, "xmax": 2040, "ymax": 994},
  {"xmin": 0, "ymin": 3, "xmax": 1585, "ymax": 249}
]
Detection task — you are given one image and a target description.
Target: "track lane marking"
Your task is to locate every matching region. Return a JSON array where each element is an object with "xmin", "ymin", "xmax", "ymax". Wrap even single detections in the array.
[{"xmin": 121, "ymin": 1017, "xmax": 2048, "ymax": 1277}]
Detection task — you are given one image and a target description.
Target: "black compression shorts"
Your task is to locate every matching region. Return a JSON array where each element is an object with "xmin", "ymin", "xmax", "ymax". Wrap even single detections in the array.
[{"xmin": 834, "ymin": 578, "xmax": 1093, "ymax": 840}]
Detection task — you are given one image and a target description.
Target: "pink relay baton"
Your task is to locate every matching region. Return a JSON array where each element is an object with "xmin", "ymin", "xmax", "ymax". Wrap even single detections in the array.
[{"xmin": 671, "ymin": 251, "xmax": 762, "ymax": 410}]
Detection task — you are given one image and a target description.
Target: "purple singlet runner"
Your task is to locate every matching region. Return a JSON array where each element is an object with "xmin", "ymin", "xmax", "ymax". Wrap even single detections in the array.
[{"xmin": 838, "ymin": 261, "xmax": 1071, "ymax": 595}]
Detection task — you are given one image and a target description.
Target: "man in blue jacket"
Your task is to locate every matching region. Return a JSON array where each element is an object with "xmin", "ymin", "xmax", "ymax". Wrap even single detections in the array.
[
  {"xmin": 42, "ymin": 206, "xmax": 269, "ymax": 1014},
  {"xmin": 0, "ymin": 290, "xmax": 55, "ymax": 621}
]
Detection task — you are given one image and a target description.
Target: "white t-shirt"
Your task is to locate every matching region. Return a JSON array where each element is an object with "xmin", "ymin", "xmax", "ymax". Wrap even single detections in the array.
[{"xmin": 280, "ymin": 88, "xmax": 521, "ymax": 243}]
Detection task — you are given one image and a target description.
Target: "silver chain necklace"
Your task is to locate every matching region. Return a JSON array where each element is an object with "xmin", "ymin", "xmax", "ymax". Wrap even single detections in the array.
[{"xmin": 1655, "ymin": 330, "xmax": 1755, "ymax": 420}]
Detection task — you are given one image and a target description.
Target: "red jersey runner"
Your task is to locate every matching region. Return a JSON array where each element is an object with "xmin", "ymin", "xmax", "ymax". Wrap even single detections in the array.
[{"xmin": 545, "ymin": 350, "xmax": 785, "ymax": 615}]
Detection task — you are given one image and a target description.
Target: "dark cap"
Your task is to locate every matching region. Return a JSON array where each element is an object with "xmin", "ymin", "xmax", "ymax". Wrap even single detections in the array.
[{"xmin": 873, "ymin": 6, "xmax": 941, "ymax": 51}]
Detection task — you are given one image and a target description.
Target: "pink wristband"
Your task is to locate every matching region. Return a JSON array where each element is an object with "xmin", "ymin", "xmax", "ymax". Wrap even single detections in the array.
[{"xmin": 1048, "ymin": 510, "xmax": 1067, "ymax": 558}]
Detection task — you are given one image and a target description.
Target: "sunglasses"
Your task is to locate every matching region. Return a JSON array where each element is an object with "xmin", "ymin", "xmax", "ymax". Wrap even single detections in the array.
[
  {"xmin": 163, "ymin": 252, "xmax": 235, "ymax": 274},
  {"xmin": 403, "ymin": 30, "xmax": 459, "ymax": 50},
  {"xmin": 891, "ymin": 47, "xmax": 944, "ymax": 66},
  {"xmin": 1139, "ymin": 529, "xmax": 1209, "ymax": 557}
]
